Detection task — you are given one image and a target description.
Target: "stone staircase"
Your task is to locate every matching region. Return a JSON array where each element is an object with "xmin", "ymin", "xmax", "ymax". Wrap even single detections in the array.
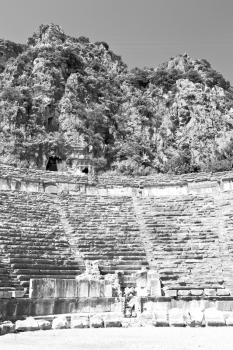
[{"xmin": 59, "ymin": 194, "xmax": 149, "ymax": 286}]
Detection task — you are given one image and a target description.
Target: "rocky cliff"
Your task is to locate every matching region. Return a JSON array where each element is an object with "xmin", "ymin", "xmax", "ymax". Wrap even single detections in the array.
[{"xmin": 0, "ymin": 24, "xmax": 233, "ymax": 175}]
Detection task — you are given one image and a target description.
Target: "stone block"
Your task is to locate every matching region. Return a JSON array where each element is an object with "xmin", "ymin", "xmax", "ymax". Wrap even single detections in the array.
[
  {"xmin": 0, "ymin": 321, "xmax": 15, "ymax": 335},
  {"xmin": 178, "ymin": 290, "xmax": 191, "ymax": 297},
  {"xmin": 89, "ymin": 280, "xmax": 100, "ymax": 298},
  {"xmin": 52, "ymin": 316, "xmax": 69, "ymax": 329},
  {"xmin": 225, "ymin": 313, "xmax": 233, "ymax": 326},
  {"xmin": 110, "ymin": 298, "xmax": 124, "ymax": 313},
  {"xmin": 136, "ymin": 271, "xmax": 147, "ymax": 289},
  {"xmin": 15, "ymin": 299, "xmax": 31, "ymax": 318},
  {"xmin": 185, "ymin": 309, "xmax": 204, "ymax": 327},
  {"xmin": 190, "ymin": 289, "xmax": 203, "ymax": 296},
  {"xmin": 104, "ymin": 313, "xmax": 122, "ymax": 327},
  {"xmin": 54, "ymin": 299, "xmax": 77, "ymax": 314},
  {"xmin": 104, "ymin": 280, "xmax": 113, "ymax": 297},
  {"xmin": 76, "ymin": 298, "xmax": 90, "ymax": 313},
  {"xmin": 37, "ymin": 319, "xmax": 51, "ymax": 330},
  {"xmin": 139, "ymin": 312, "xmax": 153, "ymax": 326},
  {"xmin": 12, "ymin": 290, "xmax": 26, "ymax": 298},
  {"xmin": 204, "ymin": 289, "xmax": 216, "ymax": 297},
  {"xmin": 70, "ymin": 315, "xmax": 89, "ymax": 328},
  {"xmin": 30, "ymin": 299, "xmax": 55, "ymax": 316},
  {"xmin": 0, "ymin": 291, "xmax": 13, "ymax": 298},
  {"xmin": 90, "ymin": 315, "xmax": 104, "ymax": 328},
  {"xmin": 15, "ymin": 317, "xmax": 39, "ymax": 332},
  {"xmin": 55, "ymin": 279, "xmax": 78, "ymax": 298},
  {"xmin": 29, "ymin": 279, "xmax": 56, "ymax": 299},
  {"xmin": 77, "ymin": 279, "xmax": 89, "ymax": 297},
  {"xmin": 153, "ymin": 310, "xmax": 169, "ymax": 327},
  {"xmin": 204, "ymin": 308, "xmax": 225, "ymax": 326},
  {"xmin": 216, "ymin": 289, "xmax": 230, "ymax": 296},
  {"xmin": 142, "ymin": 300, "xmax": 154, "ymax": 315},
  {"xmin": 165, "ymin": 289, "xmax": 177, "ymax": 297},
  {"xmin": 136, "ymin": 286, "xmax": 148, "ymax": 297},
  {"xmin": 168, "ymin": 308, "xmax": 186, "ymax": 327},
  {"xmin": 150, "ymin": 279, "xmax": 162, "ymax": 297}
]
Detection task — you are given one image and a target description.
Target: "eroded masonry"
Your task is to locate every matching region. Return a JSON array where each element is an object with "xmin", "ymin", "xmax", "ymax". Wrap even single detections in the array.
[{"xmin": 1, "ymin": 165, "xmax": 233, "ymax": 329}]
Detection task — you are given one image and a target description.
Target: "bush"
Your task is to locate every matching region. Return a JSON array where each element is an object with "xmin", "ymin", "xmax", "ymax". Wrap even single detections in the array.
[
  {"xmin": 129, "ymin": 68, "xmax": 151, "ymax": 89},
  {"xmin": 185, "ymin": 69, "xmax": 203, "ymax": 84},
  {"xmin": 151, "ymin": 68, "xmax": 183, "ymax": 92},
  {"xmin": 206, "ymin": 70, "xmax": 230, "ymax": 90}
]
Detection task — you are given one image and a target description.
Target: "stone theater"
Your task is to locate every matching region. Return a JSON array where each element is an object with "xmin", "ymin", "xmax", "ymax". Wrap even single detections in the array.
[{"xmin": 1, "ymin": 164, "xmax": 233, "ymax": 331}]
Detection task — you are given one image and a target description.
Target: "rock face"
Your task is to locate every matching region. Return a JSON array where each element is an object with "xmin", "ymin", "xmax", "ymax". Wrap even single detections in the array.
[
  {"xmin": 0, "ymin": 39, "xmax": 25, "ymax": 72},
  {"xmin": 0, "ymin": 24, "xmax": 233, "ymax": 175}
]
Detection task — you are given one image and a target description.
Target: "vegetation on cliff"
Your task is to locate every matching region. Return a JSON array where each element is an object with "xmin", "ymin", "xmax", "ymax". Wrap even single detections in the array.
[{"xmin": 0, "ymin": 24, "xmax": 233, "ymax": 175}]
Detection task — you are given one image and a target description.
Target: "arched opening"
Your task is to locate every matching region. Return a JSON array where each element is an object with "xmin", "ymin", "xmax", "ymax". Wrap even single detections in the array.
[
  {"xmin": 81, "ymin": 167, "xmax": 89, "ymax": 174},
  {"xmin": 46, "ymin": 156, "xmax": 60, "ymax": 171}
]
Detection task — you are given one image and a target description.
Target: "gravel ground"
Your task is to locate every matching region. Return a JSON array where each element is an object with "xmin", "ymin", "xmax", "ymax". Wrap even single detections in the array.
[{"xmin": 1, "ymin": 327, "xmax": 233, "ymax": 350}]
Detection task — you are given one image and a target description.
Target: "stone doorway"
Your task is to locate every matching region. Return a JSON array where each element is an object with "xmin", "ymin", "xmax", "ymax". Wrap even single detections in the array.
[{"xmin": 46, "ymin": 156, "xmax": 60, "ymax": 171}]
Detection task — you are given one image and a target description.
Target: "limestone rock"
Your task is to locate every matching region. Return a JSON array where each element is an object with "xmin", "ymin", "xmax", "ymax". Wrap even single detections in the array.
[
  {"xmin": 70, "ymin": 315, "xmax": 89, "ymax": 329},
  {"xmin": 104, "ymin": 314, "xmax": 122, "ymax": 328},
  {"xmin": 153, "ymin": 311, "xmax": 169, "ymax": 327},
  {"xmin": 90, "ymin": 315, "xmax": 104, "ymax": 328},
  {"xmin": 204, "ymin": 308, "xmax": 225, "ymax": 326},
  {"xmin": 0, "ymin": 321, "xmax": 15, "ymax": 335},
  {"xmin": 225, "ymin": 313, "xmax": 233, "ymax": 326},
  {"xmin": 15, "ymin": 317, "xmax": 39, "ymax": 332},
  {"xmin": 168, "ymin": 308, "xmax": 186, "ymax": 327},
  {"xmin": 52, "ymin": 316, "xmax": 69, "ymax": 329},
  {"xmin": 185, "ymin": 309, "xmax": 204, "ymax": 327},
  {"xmin": 37, "ymin": 319, "xmax": 51, "ymax": 330}
]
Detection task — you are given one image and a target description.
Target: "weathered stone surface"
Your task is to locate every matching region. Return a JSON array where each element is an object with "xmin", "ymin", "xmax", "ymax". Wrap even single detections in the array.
[
  {"xmin": 190, "ymin": 289, "xmax": 203, "ymax": 296},
  {"xmin": 225, "ymin": 313, "xmax": 233, "ymax": 326},
  {"xmin": 52, "ymin": 316, "xmax": 69, "ymax": 329},
  {"xmin": 169, "ymin": 308, "xmax": 186, "ymax": 327},
  {"xmin": 153, "ymin": 311, "xmax": 169, "ymax": 327},
  {"xmin": 165, "ymin": 290, "xmax": 177, "ymax": 297},
  {"xmin": 178, "ymin": 290, "xmax": 190, "ymax": 297},
  {"xmin": 37, "ymin": 319, "xmax": 51, "ymax": 330},
  {"xmin": 90, "ymin": 315, "xmax": 104, "ymax": 328},
  {"xmin": 104, "ymin": 313, "xmax": 122, "ymax": 327},
  {"xmin": 204, "ymin": 308, "xmax": 225, "ymax": 326},
  {"xmin": 0, "ymin": 321, "xmax": 15, "ymax": 335},
  {"xmin": 15, "ymin": 317, "xmax": 39, "ymax": 332},
  {"xmin": 204, "ymin": 289, "xmax": 216, "ymax": 297},
  {"xmin": 135, "ymin": 269, "xmax": 161, "ymax": 297},
  {"xmin": 70, "ymin": 315, "xmax": 89, "ymax": 328},
  {"xmin": 185, "ymin": 309, "xmax": 204, "ymax": 327},
  {"xmin": 216, "ymin": 289, "xmax": 230, "ymax": 296},
  {"xmin": 139, "ymin": 312, "xmax": 154, "ymax": 327}
]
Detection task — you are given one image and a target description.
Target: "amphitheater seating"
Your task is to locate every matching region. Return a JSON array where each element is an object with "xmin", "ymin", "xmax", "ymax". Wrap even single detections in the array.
[
  {"xmin": 135, "ymin": 195, "xmax": 224, "ymax": 291},
  {"xmin": 60, "ymin": 195, "xmax": 149, "ymax": 285},
  {"xmin": 2, "ymin": 166, "xmax": 233, "ymax": 295},
  {"xmin": 0, "ymin": 191, "xmax": 83, "ymax": 290},
  {"xmin": 0, "ymin": 165, "xmax": 89, "ymax": 185}
]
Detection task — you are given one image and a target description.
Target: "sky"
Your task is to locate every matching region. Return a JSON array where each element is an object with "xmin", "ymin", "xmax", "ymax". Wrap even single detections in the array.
[{"xmin": 0, "ymin": 0, "xmax": 233, "ymax": 82}]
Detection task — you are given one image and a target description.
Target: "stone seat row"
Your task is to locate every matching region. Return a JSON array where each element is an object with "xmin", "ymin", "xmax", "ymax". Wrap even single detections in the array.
[
  {"xmin": 60, "ymin": 195, "xmax": 148, "ymax": 285},
  {"xmin": 136, "ymin": 194, "xmax": 225, "ymax": 292},
  {"xmin": 0, "ymin": 191, "xmax": 84, "ymax": 291}
]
